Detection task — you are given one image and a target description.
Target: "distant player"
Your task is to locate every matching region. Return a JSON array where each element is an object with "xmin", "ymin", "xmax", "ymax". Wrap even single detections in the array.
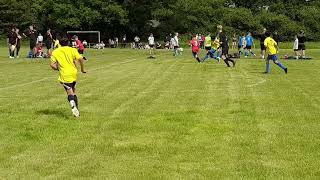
[
  {"xmin": 190, "ymin": 35, "xmax": 202, "ymax": 63},
  {"xmin": 244, "ymin": 32, "xmax": 256, "ymax": 57},
  {"xmin": 203, "ymin": 33, "xmax": 212, "ymax": 61},
  {"xmin": 232, "ymin": 33, "xmax": 237, "ymax": 49},
  {"xmin": 217, "ymin": 25, "xmax": 236, "ymax": 67},
  {"xmin": 148, "ymin": 33, "xmax": 155, "ymax": 56},
  {"xmin": 264, "ymin": 32, "xmax": 287, "ymax": 74},
  {"xmin": 50, "ymin": 37, "xmax": 87, "ymax": 117},
  {"xmin": 293, "ymin": 35, "xmax": 299, "ymax": 59},
  {"xmin": 171, "ymin": 32, "xmax": 180, "ymax": 56},
  {"xmin": 204, "ymin": 36, "xmax": 220, "ymax": 62},
  {"xmin": 238, "ymin": 33, "xmax": 246, "ymax": 56}
]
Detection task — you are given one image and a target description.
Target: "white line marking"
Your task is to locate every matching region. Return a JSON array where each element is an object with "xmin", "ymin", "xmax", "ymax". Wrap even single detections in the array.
[
  {"xmin": 0, "ymin": 58, "xmax": 139, "ymax": 91},
  {"xmin": 0, "ymin": 78, "xmax": 54, "ymax": 91}
]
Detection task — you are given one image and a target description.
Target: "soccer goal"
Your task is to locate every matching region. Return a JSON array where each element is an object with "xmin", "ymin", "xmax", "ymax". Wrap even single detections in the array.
[{"xmin": 67, "ymin": 31, "xmax": 101, "ymax": 44}]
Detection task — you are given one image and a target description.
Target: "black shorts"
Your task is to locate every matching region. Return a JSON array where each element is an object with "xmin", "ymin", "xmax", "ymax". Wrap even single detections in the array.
[
  {"xmin": 61, "ymin": 82, "xmax": 77, "ymax": 91},
  {"xmin": 298, "ymin": 44, "xmax": 306, "ymax": 50},
  {"xmin": 30, "ymin": 41, "xmax": 36, "ymax": 50},
  {"xmin": 221, "ymin": 47, "xmax": 229, "ymax": 56},
  {"xmin": 46, "ymin": 42, "xmax": 52, "ymax": 49},
  {"xmin": 149, "ymin": 44, "xmax": 155, "ymax": 48},
  {"xmin": 192, "ymin": 51, "xmax": 199, "ymax": 57},
  {"xmin": 246, "ymin": 45, "xmax": 252, "ymax": 50},
  {"xmin": 174, "ymin": 46, "xmax": 179, "ymax": 49},
  {"xmin": 260, "ymin": 44, "xmax": 266, "ymax": 51},
  {"xmin": 238, "ymin": 45, "xmax": 242, "ymax": 49},
  {"xmin": 205, "ymin": 46, "xmax": 211, "ymax": 50},
  {"xmin": 78, "ymin": 49, "xmax": 84, "ymax": 54},
  {"xmin": 294, "ymin": 49, "xmax": 299, "ymax": 52}
]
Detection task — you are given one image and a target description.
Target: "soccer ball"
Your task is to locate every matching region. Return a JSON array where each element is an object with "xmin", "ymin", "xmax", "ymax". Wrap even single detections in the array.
[{"xmin": 178, "ymin": 48, "xmax": 184, "ymax": 52}]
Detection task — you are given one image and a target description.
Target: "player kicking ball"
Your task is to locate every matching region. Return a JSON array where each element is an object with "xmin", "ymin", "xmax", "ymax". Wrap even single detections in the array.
[
  {"xmin": 264, "ymin": 32, "xmax": 288, "ymax": 74},
  {"xmin": 190, "ymin": 34, "xmax": 202, "ymax": 63},
  {"xmin": 50, "ymin": 37, "xmax": 87, "ymax": 117}
]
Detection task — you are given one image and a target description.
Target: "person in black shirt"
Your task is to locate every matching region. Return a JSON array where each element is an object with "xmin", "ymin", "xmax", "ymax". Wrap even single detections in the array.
[
  {"xmin": 298, "ymin": 30, "xmax": 306, "ymax": 58},
  {"xmin": 15, "ymin": 28, "xmax": 22, "ymax": 58},
  {"xmin": 23, "ymin": 25, "xmax": 38, "ymax": 58},
  {"xmin": 258, "ymin": 28, "xmax": 267, "ymax": 59},
  {"xmin": 45, "ymin": 29, "xmax": 53, "ymax": 55},
  {"xmin": 217, "ymin": 25, "xmax": 236, "ymax": 67},
  {"xmin": 7, "ymin": 27, "xmax": 17, "ymax": 59}
]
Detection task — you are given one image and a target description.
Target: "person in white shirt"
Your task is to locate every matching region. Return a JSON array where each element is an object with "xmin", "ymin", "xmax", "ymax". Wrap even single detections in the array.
[
  {"xmin": 148, "ymin": 33, "xmax": 155, "ymax": 55},
  {"xmin": 172, "ymin": 32, "xmax": 180, "ymax": 56},
  {"xmin": 134, "ymin": 36, "xmax": 140, "ymax": 49},
  {"xmin": 293, "ymin": 35, "xmax": 299, "ymax": 59},
  {"xmin": 37, "ymin": 33, "xmax": 43, "ymax": 46}
]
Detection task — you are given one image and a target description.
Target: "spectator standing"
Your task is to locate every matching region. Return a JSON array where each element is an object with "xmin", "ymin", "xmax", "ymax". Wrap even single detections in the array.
[
  {"xmin": 293, "ymin": 35, "xmax": 299, "ymax": 59},
  {"xmin": 121, "ymin": 35, "xmax": 127, "ymax": 48},
  {"xmin": 23, "ymin": 25, "xmax": 38, "ymax": 58},
  {"xmin": 148, "ymin": 33, "xmax": 155, "ymax": 56},
  {"xmin": 115, "ymin": 37, "xmax": 119, "ymax": 47},
  {"xmin": 45, "ymin": 29, "xmax": 53, "ymax": 56},
  {"xmin": 134, "ymin": 36, "xmax": 140, "ymax": 49},
  {"xmin": 7, "ymin": 27, "xmax": 17, "ymax": 59},
  {"xmin": 297, "ymin": 30, "xmax": 306, "ymax": 58},
  {"xmin": 15, "ymin": 28, "xmax": 22, "ymax": 58},
  {"xmin": 258, "ymin": 28, "xmax": 267, "ymax": 59},
  {"xmin": 37, "ymin": 33, "xmax": 44, "ymax": 46}
]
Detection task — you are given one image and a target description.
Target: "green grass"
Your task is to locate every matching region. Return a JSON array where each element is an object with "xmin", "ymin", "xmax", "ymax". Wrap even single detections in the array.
[{"xmin": 1, "ymin": 47, "xmax": 320, "ymax": 179}]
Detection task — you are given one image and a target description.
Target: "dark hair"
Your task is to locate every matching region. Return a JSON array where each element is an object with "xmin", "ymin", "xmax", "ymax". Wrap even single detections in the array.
[
  {"xmin": 265, "ymin": 31, "xmax": 271, "ymax": 37},
  {"xmin": 59, "ymin": 37, "xmax": 69, "ymax": 46}
]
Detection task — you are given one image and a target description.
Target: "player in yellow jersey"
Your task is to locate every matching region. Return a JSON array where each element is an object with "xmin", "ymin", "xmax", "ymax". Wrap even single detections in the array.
[
  {"xmin": 264, "ymin": 32, "xmax": 287, "ymax": 74},
  {"xmin": 50, "ymin": 37, "xmax": 87, "ymax": 117}
]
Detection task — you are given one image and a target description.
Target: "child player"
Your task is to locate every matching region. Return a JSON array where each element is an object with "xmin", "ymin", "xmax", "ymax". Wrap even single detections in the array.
[
  {"xmin": 50, "ymin": 37, "xmax": 87, "ymax": 117},
  {"xmin": 190, "ymin": 34, "xmax": 202, "ymax": 63},
  {"xmin": 264, "ymin": 32, "xmax": 288, "ymax": 74}
]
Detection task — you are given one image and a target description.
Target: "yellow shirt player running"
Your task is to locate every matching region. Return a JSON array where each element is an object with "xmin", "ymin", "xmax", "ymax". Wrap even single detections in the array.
[
  {"xmin": 264, "ymin": 32, "xmax": 287, "ymax": 74},
  {"xmin": 50, "ymin": 37, "xmax": 86, "ymax": 117}
]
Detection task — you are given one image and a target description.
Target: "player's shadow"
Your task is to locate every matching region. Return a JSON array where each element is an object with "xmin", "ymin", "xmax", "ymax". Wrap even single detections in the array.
[{"xmin": 35, "ymin": 109, "xmax": 71, "ymax": 119}]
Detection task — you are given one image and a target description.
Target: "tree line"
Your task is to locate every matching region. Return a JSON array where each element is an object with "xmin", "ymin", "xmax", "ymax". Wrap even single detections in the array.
[{"xmin": 1, "ymin": 0, "xmax": 319, "ymax": 41}]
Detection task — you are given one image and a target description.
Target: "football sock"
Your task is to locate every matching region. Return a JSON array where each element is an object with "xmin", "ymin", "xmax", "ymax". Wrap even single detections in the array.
[
  {"xmin": 67, "ymin": 95, "xmax": 76, "ymax": 108},
  {"xmin": 245, "ymin": 51, "xmax": 248, "ymax": 56},
  {"xmin": 196, "ymin": 57, "xmax": 201, "ymax": 63},
  {"xmin": 74, "ymin": 95, "xmax": 78, "ymax": 108},
  {"xmin": 227, "ymin": 58, "xmax": 235, "ymax": 67},
  {"xmin": 224, "ymin": 59, "xmax": 230, "ymax": 67},
  {"xmin": 204, "ymin": 54, "xmax": 209, "ymax": 61},
  {"xmin": 266, "ymin": 61, "xmax": 270, "ymax": 73}
]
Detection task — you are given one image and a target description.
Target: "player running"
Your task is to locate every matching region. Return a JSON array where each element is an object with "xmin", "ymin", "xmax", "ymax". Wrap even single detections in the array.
[
  {"xmin": 264, "ymin": 32, "xmax": 288, "ymax": 74},
  {"xmin": 245, "ymin": 32, "xmax": 256, "ymax": 57},
  {"xmin": 217, "ymin": 25, "xmax": 236, "ymax": 67},
  {"xmin": 190, "ymin": 35, "xmax": 202, "ymax": 63},
  {"xmin": 50, "ymin": 37, "xmax": 87, "ymax": 117},
  {"xmin": 203, "ymin": 36, "xmax": 220, "ymax": 62}
]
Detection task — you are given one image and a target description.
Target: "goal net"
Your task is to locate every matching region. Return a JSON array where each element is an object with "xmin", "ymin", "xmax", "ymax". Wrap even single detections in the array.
[{"xmin": 67, "ymin": 31, "xmax": 101, "ymax": 44}]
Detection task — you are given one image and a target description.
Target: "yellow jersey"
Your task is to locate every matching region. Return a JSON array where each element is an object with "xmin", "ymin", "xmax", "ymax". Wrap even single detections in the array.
[
  {"xmin": 264, "ymin": 37, "xmax": 278, "ymax": 55},
  {"xmin": 54, "ymin": 40, "xmax": 61, "ymax": 48},
  {"xmin": 212, "ymin": 39, "xmax": 220, "ymax": 50},
  {"xmin": 51, "ymin": 46, "xmax": 82, "ymax": 83}
]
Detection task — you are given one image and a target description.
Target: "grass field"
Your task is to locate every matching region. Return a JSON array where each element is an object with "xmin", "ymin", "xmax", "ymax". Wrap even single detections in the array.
[{"xmin": 1, "ymin": 47, "xmax": 320, "ymax": 179}]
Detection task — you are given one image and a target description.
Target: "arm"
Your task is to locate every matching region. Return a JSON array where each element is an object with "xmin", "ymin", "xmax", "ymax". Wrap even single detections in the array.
[
  {"xmin": 78, "ymin": 58, "xmax": 86, "ymax": 73},
  {"xmin": 50, "ymin": 62, "xmax": 59, "ymax": 71}
]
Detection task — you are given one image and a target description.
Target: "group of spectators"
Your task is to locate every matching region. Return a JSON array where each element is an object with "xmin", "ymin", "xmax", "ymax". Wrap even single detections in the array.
[{"xmin": 7, "ymin": 25, "xmax": 56, "ymax": 58}]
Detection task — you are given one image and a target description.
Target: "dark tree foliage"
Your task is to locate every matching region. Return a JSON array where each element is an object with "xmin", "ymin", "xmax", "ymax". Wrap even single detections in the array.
[{"xmin": 0, "ymin": 0, "xmax": 319, "ymax": 40}]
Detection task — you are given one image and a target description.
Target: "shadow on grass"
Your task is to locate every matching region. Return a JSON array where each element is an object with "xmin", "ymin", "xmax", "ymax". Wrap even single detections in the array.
[{"xmin": 35, "ymin": 109, "xmax": 71, "ymax": 119}]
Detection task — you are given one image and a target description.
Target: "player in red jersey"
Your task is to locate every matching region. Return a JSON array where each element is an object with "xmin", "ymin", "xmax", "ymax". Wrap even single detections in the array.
[{"xmin": 190, "ymin": 34, "xmax": 202, "ymax": 63}]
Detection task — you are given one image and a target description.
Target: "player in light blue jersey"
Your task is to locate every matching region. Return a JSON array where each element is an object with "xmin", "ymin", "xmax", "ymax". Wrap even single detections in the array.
[{"xmin": 244, "ymin": 32, "xmax": 256, "ymax": 57}]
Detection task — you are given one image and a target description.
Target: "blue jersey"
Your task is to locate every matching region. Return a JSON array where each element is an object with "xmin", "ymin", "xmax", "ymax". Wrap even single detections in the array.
[
  {"xmin": 246, "ymin": 35, "xmax": 253, "ymax": 46},
  {"xmin": 238, "ymin": 36, "xmax": 243, "ymax": 46}
]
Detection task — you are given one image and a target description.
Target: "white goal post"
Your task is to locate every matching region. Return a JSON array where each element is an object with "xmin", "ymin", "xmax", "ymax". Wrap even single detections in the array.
[{"xmin": 67, "ymin": 31, "xmax": 101, "ymax": 43}]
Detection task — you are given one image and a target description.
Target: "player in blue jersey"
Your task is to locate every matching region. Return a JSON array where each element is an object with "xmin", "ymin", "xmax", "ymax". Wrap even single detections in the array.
[{"xmin": 244, "ymin": 32, "xmax": 256, "ymax": 58}]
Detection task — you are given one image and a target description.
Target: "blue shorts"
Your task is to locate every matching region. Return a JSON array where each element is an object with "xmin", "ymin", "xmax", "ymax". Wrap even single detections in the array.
[{"xmin": 267, "ymin": 55, "xmax": 278, "ymax": 61}]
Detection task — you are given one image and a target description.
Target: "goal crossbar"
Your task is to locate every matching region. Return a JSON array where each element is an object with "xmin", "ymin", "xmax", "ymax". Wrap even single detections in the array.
[{"xmin": 67, "ymin": 31, "xmax": 100, "ymax": 43}]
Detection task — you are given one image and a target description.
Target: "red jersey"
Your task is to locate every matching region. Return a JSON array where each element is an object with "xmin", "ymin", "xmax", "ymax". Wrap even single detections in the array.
[
  {"xmin": 76, "ymin": 40, "xmax": 85, "ymax": 51},
  {"xmin": 190, "ymin": 39, "xmax": 200, "ymax": 52}
]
